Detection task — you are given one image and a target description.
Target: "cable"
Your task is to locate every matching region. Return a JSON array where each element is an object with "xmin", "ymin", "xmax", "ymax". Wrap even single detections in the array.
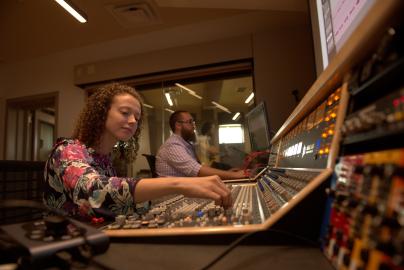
[
  {"xmin": 198, "ymin": 229, "xmax": 319, "ymax": 270},
  {"xmin": 198, "ymin": 231, "xmax": 256, "ymax": 270},
  {"xmin": 266, "ymin": 229, "xmax": 319, "ymax": 247},
  {"xmin": 86, "ymin": 259, "xmax": 116, "ymax": 270}
]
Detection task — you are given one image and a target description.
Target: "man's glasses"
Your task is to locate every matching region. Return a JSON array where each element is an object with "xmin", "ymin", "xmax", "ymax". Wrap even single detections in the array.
[{"xmin": 177, "ymin": 119, "xmax": 195, "ymax": 125}]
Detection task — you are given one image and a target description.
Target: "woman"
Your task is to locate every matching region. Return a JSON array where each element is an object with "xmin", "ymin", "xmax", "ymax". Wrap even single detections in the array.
[
  {"xmin": 197, "ymin": 122, "xmax": 232, "ymax": 171},
  {"xmin": 43, "ymin": 83, "xmax": 231, "ymax": 220},
  {"xmin": 197, "ymin": 122, "xmax": 219, "ymax": 166}
]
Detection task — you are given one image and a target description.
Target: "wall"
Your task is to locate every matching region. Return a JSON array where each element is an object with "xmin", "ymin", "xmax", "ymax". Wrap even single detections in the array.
[
  {"xmin": 74, "ymin": 35, "xmax": 252, "ymax": 85},
  {"xmin": 0, "ymin": 108, "xmax": 4, "ymax": 159},
  {"xmin": 0, "ymin": 84, "xmax": 5, "ymax": 160},
  {"xmin": 253, "ymin": 26, "xmax": 316, "ymax": 135},
  {"xmin": 0, "ymin": 11, "xmax": 315, "ymax": 167}
]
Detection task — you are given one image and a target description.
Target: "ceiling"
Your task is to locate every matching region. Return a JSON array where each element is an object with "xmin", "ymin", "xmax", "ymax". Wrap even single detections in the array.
[
  {"xmin": 0, "ymin": 0, "xmax": 307, "ymax": 64},
  {"xmin": 141, "ymin": 75, "xmax": 254, "ymax": 115}
]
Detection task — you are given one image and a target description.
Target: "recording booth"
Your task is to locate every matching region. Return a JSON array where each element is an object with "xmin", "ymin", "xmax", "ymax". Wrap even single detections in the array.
[{"xmin": 1, "ymin": 1, "xmax": 403, "ymax": 269}]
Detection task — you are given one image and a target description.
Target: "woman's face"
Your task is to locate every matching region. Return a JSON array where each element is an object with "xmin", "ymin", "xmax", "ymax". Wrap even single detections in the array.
[{"xmin": 104, "ymin": 93, "xmax": 141, "ymax": 143}]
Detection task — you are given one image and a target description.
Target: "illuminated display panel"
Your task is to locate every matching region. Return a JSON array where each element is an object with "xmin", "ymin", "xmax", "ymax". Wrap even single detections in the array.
[{"xmin": 278, "ymin": 88, "xmax": 341, "ymax": 169}]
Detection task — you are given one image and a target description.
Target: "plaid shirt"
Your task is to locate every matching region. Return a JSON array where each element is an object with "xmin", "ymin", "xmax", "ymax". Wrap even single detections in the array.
[{"xmin": 156, "ymin": 134, "xmax": 201, "ymax": 177}]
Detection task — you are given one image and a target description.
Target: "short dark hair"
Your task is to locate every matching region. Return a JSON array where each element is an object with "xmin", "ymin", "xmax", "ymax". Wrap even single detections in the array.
[
  {"xmin": 169, "ymin": 110, "xmax": 188, "ymax": 132},
  {"xmin": 201, "ymin": 122, "xmax": 213, "ymax": 135}
]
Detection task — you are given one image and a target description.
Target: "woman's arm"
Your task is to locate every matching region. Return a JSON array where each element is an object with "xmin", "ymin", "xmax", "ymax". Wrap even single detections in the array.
[{"xmin": 134, "ymin": 175, "xmax": 232, "ymax": 208}]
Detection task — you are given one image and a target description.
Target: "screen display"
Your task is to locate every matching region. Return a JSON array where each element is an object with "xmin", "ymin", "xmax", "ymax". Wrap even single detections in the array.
[
  {"xmin": 330, "ymin": 0, "xmax": 375, "ymax": 51},
  {"xmin": 310, "ymin": 0, "xmax": 375, "ymax": 73},
  {"xmin": 245, "ymin": 102, "xmax": 271, "ymax": 152}
]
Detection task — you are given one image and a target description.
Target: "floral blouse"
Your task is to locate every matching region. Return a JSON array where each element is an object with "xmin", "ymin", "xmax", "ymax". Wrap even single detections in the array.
[{"xmin": 43, "ymin": 138, "xmax": 139, "ymax": 220}]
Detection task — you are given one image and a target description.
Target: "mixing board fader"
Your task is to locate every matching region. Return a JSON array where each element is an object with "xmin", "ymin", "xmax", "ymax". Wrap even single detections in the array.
[{"xmin": 105, "ymin": 183, "xmax": 265, "ymax": 231}]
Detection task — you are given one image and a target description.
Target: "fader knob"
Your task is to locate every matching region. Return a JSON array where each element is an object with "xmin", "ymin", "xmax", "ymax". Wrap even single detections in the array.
[
  {"xmin": 115, "ymin": 215, "xmax": 126, "ymax": 226},
  {"xmin": 44, "ymin": 215, "xmax": 70, "ymax": 237}
]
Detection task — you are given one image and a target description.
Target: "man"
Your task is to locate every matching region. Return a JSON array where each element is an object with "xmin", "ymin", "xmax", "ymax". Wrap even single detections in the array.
[{"xmin": 156, "ymin": 110, "xmax": 246, "ymax": 179}]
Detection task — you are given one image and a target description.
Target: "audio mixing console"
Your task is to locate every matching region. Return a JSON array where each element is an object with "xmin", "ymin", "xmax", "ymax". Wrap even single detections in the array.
[{"xmin": 104, "ymin": 87, "xmax": 345, "ymax": 237}]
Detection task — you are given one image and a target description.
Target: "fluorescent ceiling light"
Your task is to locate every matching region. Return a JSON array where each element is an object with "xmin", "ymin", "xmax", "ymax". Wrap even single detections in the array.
[
  {"xmin": 165, "ymin": 108, "xmax": 174, "ymax": 113},
  {"xmin": 245, "ymin": 92, "xmax": 254, "ymax": 104},
  {"xmin": 211, "ymin": 101, "xmax": 231, "ymax": 114},
  {"xmin": 55, "ymin": 0, "xmax": 87, "ymax": 23},
  {"xmin": 175, "ymin": 83, "xmax": 202, "ymax": 99},
  {"xmin": 232, "ymin": 112, "xmax": 240, "ymax": 121},
  {"xmin": 143, "ymin": 103, "xmax": 154, "ymax": 109},
  {"xmin": 188, "ymin": 92, "xmax": 202, "ymax": 99},
  {"xmin": 165, "ymin": 93, "xmax": 173, "ymax": 106}
]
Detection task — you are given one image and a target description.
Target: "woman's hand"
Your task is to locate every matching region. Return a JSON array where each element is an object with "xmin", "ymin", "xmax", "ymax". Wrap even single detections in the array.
[
  {"xmin": 135, "ymin": 176, "xmax": 232, "ymax": 208},
  {"xmin": 176, "ymin": 175, "xmax": 232, "ymax": 208}
]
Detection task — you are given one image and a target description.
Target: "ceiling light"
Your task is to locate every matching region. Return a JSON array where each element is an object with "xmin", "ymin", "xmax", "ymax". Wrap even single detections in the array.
[
  {"xmin": 143, "ymin": 103, "xmax": 154, "ymax": 109},
  {"xmin": 188, "ymin": 92, "xmax": 202, "ymax": 99},
  {"xmin": 55, "ymin": 0, "xmax": 87, "ymax": 23},
  {"xmin": 211, "ymin": 101, "xmax": 231, "ymax": 114},
  {"xmin": 165, "ymin": 108, "xmax": 174, "ymax": 113},
  {"xmin": 244, "ymin": 92, "xmax": 254, "ymax": 104},
  {"xmin": 165, "ymin": 93, "xmax": 173, "ymax": 106},
  {"xmin": 232, "ymin": 112, "xmax": 240, "ymax": 121},
  {"xmin": 175, "ymin": 83, "xmax": 202, "ymax": 99}
]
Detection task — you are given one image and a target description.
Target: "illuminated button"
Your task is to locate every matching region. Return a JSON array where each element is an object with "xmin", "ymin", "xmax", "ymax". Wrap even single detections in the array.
[
  {"xmin": 325, "ymin": 116, "xmax": 330, "ymax": 122},
  {"xmin": 330, "ymin": 112, "xmax": 337, "ymax": 118},
  {"xmin": 319, "ymin": 149, "xmax": 324, "ymax": 155},
  {"xmin": 115, "ymin": 215, "xmax": 126, "ymax": 226},
  {"xmin": 29, "ymin": 234, "xmax": 43, "ymax": 240},
  {"xmin": 322, "ymin": 133, "xmax": 328, "ymax": 138},
  {"xmin": 43, "ymin": 236, "xmax": 54, "ymax": 242},
  {"xmin": 61, "ymin": 234, "xmax": 72, "ymax": 240},
  {"xmin": 34, "ymin": 221, "xmax": 45, "ymax": 226},
  {"xmin": 130, "ymin": 223, "xmax": 141, "ymax": 229},
  {"xmin": 328, "ymin": 129, "xmax": 334, "ymax": 135},
  {"xmin": 393, "ymin": 98, "xmax": 400, "ymax": 107},
  {"xmin": 386, "ymin": 113, "xmax": 395, "ymax": 123},
  {"xmin": 395, "ymin": 111, "xmax": 403, "ymax": 121},
  {"xmin": 325, "ymin": 148, "xmax": 329, "ymax": 154}
]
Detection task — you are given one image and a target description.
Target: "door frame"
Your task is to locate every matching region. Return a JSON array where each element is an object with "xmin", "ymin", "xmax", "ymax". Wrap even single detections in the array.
[{"xmin": 4, "ymin": 92, "xmax": 58, "ymax": 161}]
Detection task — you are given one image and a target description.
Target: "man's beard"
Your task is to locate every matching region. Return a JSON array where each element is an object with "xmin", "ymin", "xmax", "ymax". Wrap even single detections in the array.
[{"xmin": 181, "ymin": 128, "xmax": 196, "ymax": 142}]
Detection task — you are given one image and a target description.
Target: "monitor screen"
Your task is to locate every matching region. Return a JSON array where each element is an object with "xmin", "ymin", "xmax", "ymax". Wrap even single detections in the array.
[
  {"xmin": 245, "ymin": 102, "xmax": 271, "ymax": 152},
  {"xmin": 309, "ymin": 0, "xmax": 376, "ymax": 75}
]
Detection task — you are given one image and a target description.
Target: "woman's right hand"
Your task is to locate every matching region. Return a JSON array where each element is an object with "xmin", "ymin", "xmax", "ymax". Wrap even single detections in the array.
[{"xmin": 176, "ymin": 175, "xmax": 232, "ymax": 208}]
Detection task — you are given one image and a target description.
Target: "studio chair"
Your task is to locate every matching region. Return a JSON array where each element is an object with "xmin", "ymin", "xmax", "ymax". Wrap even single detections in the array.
[
  {"xmin": 142, "ymin": 154, "xmax": 157, "ymax": 178},
  {"xmin": 0, "ymin": 160, "xmax": 46, "ymax": 224}
]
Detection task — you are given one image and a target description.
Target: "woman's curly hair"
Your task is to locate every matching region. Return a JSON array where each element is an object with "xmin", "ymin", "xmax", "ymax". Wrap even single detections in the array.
[{"xmin": 72, "ymin": 83, "xmax": 144, "ymax": 162}]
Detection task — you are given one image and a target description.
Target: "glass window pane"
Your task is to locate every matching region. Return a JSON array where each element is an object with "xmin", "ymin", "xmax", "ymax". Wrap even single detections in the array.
[
  {"xmin": 218, "ymin": 124, "xmax": 244, "ymax": 144},
  {"xmin": 133, "ymin": 73, "xmax": 255, "ymax": 176}
]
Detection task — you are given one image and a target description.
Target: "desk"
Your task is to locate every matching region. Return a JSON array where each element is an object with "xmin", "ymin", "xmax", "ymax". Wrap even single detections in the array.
[{"xmin": 93, "ymin": 242, "xmax": 334, "ymax": 270}]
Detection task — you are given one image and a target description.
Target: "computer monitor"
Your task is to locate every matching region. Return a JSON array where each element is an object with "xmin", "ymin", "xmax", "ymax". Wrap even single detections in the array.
[
  {"xmin": 245, "ymin": 102, "xmax": 271, "ymax": 152},
  {"xmin": 309, "ymin": 0, "xmax": 375, "ymax": 75}
]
